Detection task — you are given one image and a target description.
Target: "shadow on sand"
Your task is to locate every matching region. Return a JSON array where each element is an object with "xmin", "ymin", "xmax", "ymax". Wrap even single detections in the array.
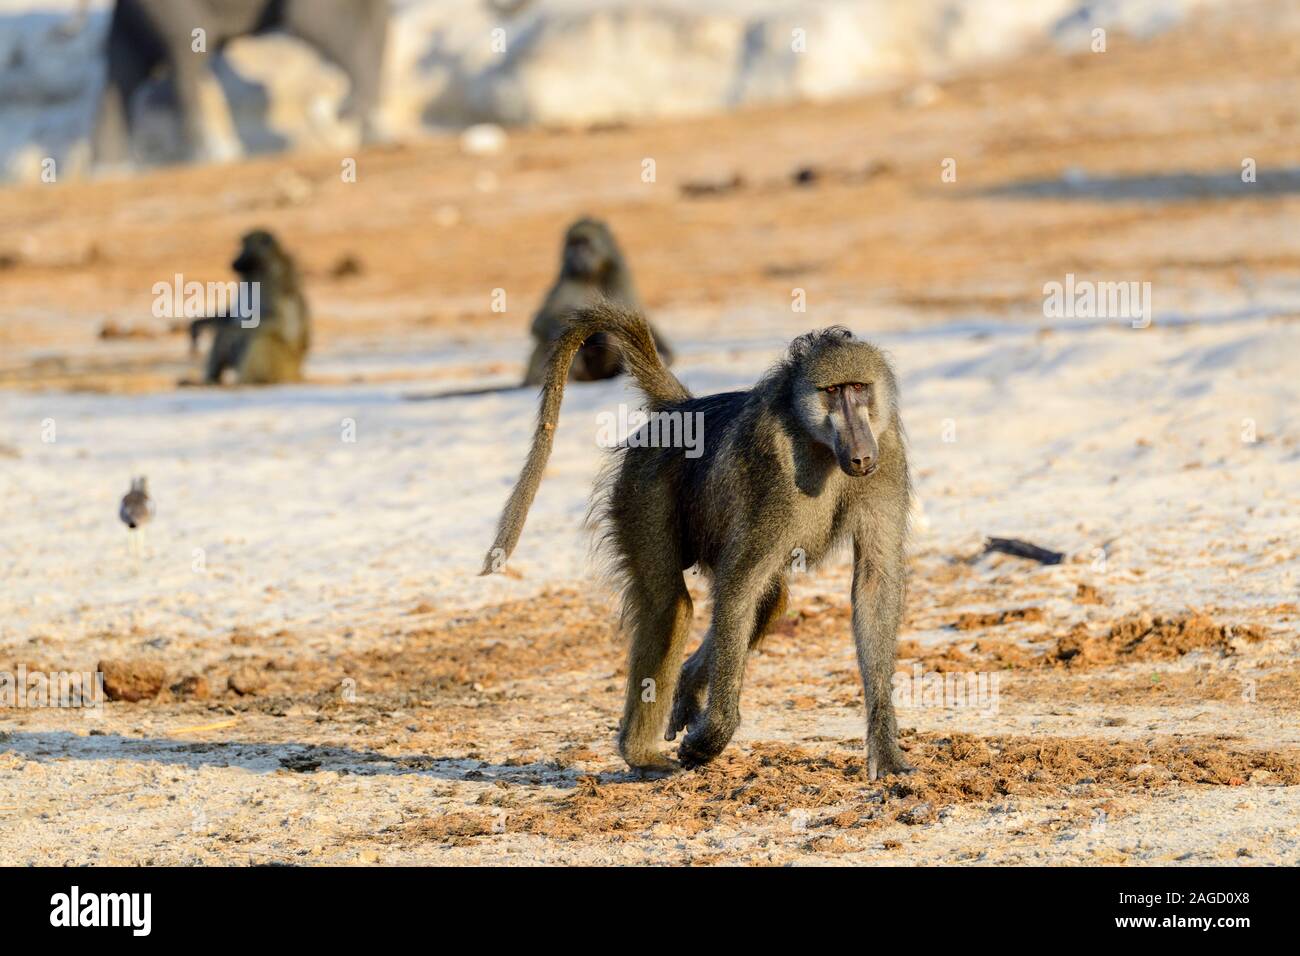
[
  {"xmin": 1, "ymin": 730, "xmax": 642, "ymax": 787},
  {"xmin": 972, "ymin": 166, "xmax": 1300, "ymax": 202}
]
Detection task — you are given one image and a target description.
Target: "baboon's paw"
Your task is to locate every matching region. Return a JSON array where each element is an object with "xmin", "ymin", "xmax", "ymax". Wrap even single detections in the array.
[
  {"xmin": 868, "ymin": 750, "xmax": 916, "ymax": 782},
  {"xmin": 665, "ymin": 693, "xmax": 701, "ymax": 741},
  {"xmin": 677, "ymin": 739, "xmax": 720, "ymax": 770},
  {"xmin": 677, "ymin": 722, "xmax": 734, "ymax": 770},
  {"xmin": 622, "ymin": 750, "xmax": 679, "ymax": 778},
  {"xmin": 620, "ymin": 731, "xmax": 678, "ymax": 774},
  {"xmin": 632, "ymin": 759, "xmax": 680, "ymax": 780}
]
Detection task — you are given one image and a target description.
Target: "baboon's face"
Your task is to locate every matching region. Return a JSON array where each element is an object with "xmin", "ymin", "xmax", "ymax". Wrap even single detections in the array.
[
  {"xmin": 232, "ymin": 230, "xmax": 283, "ymax": 277},
  {"xmin": 561, "ymin": 222, "xmax": 614, "ymax": 280},
  {"xmin": 794, "ymin": 344, "xmax": 894, "ymax": 477}
]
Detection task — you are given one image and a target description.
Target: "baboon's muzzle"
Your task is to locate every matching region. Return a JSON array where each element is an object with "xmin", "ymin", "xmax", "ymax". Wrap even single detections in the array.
[{"xmin": 836, "ymin": 390, "xmax": 878, "ymax": 477}]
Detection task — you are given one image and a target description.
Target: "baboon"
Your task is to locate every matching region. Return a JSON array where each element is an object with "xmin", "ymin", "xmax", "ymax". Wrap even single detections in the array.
[
  {"xmin": 189, "ymin": 230, "xmax": 309, "ymax": 385},
  {"xmin": 484, "ymin": 304, "xmax": 914, "ymax": 779},
  {"xmin": 93, "ymin": 0, "xmax": 389, "ymax": 165},
  {"xmin": 522, "ymin": 219, "xmax": 673, "ymax": 386}
]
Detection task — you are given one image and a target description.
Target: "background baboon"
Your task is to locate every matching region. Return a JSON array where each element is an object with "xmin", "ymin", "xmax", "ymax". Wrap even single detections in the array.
[
  {"xmin": 523, "ymin": 218, "xmax": 673, "ymax": 386},
  {"xmin": 93, "ymin": 0, "xmax": 389, "ymax": 165},
  {"xmin": 190, "ymin": 230, "xmax": 309, "ymax": 385},
  {"xmin": 486, "ymin": 305, "xmax": 913, "ymax": 779}
]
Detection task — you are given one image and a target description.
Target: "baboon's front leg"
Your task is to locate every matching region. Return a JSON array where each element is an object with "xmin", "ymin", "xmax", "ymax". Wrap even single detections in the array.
[
  {"xmin": 666, "ymin": 627, "xmax": 710, "ymax": 742},
  {"xmin": 618, "ymin": 578, "xmax": 693, "ymax": 773},
  {"xmin": 667, "ymin": 578, "xmax": 786, "ymax": 741},
  {"xmin": 851, "ymin": 537, "xmax": 913, "ymax": 780},
  {"xmin": 678, "ymin": 564, "xmax": 774, "ymax": 768}
]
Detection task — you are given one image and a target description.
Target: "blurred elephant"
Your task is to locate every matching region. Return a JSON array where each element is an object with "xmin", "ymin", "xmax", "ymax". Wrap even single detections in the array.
[{"xmin": 92, "ymin": 0, "xmax": 388, "ymax": 166}]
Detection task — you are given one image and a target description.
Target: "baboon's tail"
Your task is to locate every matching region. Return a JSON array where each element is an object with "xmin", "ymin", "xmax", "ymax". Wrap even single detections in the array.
[{"xmin": 480, "ymin": 302, "xmax": 688, "ymax": 575}]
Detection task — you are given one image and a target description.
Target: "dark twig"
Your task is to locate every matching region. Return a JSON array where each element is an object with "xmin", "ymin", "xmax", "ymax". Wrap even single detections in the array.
[{"xmin": 984, "ymin": 537, "xmax": 1064, "ymax": 565}]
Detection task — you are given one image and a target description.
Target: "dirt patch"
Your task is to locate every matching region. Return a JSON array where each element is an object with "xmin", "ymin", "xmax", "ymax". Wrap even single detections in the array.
[
  {"xmin": 383, "ymin": 732, "xmax": 1300, "ymax": 845},
  {"xmin": 899, "ymin": 613, "xmax": 1268, "ymax": 672},
  {"xmin": 951, "ymin": 607, "xmax": 1045, "ymax": 630},
  {"xmin": 1004, "ymin": 664, "xmax": 1300, "ymax": 710},
  {"xmin": 1056, "ymin": 614, "xmax": 1266, "ymax": 666},
  {"xmin": 1075, "ymin": 584, "xmax": 1105, "ymax": 605}
]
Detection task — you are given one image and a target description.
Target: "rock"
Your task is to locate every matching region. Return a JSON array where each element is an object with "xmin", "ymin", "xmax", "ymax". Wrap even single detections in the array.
[
  {"xmin": 272, "ymin": 169, "xmax": 313, "ymax": 207},
  {"xmin": 898, "ymin": 82, "xmax": 942, "ymax": 109},
  {"xmin": 791, "ymin": 165, "xmax": 820, "ymax": 186},
  {"xmin": 1127, "ymin": 762, "xmax": 1173, "ymax": 782},
  {"xmin": 329, "ymin": 254, "xmax": 364, "ymax": 279},
  {"xmin": 98, "ymin": 659, "xmax": 166, "ymax": 702},
  {"xmin": 459, "ymin": 123, "xmax": 507, "ymax": 156},
  {"xmin": 279, "ymin": 755, "xmax": 322, "ymax": 773},
  {"xmin": 679, "ymin": 172, "xmax": 744, "ymax": 198},
  {"xmin": 227, "ymin": 665, "xmax": 267, "ymax": 696},
  {"xmin": 898, "ymin": 802, "xmax": 934, "ymax": 826},
  {"xmin": 170, "ymin": 675, "xmax": 210, "ymax": 700}
]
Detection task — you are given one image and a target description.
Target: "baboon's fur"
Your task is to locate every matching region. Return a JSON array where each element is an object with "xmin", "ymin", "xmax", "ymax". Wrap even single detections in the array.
[
  {"xmin": 485, "ymin": 303, "xmax": 914, "ymax": 779},
  {"xmin": 522, "ymin": 218, "xmax": 673, "ymax": 385},
  {"xmin": 189, "ymin": 230, "xmax": 310, "ymax": 385}
]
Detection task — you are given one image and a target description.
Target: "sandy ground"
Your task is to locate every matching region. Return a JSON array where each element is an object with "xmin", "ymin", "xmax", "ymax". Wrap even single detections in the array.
[{"xmin": 2, "ymin": 1, "xmax": 1300, "ymax": 865}]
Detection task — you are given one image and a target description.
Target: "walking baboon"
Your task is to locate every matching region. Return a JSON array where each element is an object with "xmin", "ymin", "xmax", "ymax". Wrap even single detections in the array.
[
  {"xmin": 484, "ymin": 304, "xmax": 914, "ymax": 779},
  {"xmin": 189, "ymin": 230, "xmax": 309, "ymax": 385},
  {"xmin": 522, "ymin": 219, "xmax": 673, "ymax": 386}
]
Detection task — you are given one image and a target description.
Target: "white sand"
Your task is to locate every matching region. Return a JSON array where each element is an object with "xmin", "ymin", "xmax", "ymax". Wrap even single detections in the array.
[{"xmin": 2, "ymin": 301, "xmax": 1296, "ymax": 664}]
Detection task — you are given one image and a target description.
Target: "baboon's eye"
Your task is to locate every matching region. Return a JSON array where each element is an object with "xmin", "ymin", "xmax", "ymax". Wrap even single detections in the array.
[
  {"xmin": 852, "ymin": 383, "xmax": 865, "ymax": 392},
  {"xmin": 824, "ymin": 384, "xmax": 839, "ymax": 394}
]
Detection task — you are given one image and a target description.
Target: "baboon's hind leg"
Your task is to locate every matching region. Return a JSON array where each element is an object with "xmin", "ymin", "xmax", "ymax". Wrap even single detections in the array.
[
  {"xmin": 667, "ymin": 577, "xmax": 787, "ymax": 741},
  {"xmin": 617, "ymin": 571, "xmax": 693, "ymax": 774}
]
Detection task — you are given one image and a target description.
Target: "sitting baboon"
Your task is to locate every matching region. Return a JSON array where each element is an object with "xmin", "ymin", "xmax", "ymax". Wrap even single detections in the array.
[
  {"xmin": 189, "ymin": 230, "xmax": 309, "ymax": 385},
  {"xmin": 485, "ymin": 304, "xmax": 913, "ymax": 779},
  {"xmin": 522, "ymin": 219, "xmax": 673, "ymax": 386},
  {"xmin": 93, "ymin": 0, "xmax": 389, "ymax": 165}
]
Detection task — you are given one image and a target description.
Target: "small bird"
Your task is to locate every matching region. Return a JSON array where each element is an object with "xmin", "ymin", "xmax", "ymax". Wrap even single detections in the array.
[{"xmin": 119, "ymin": 476, "xmax": 154, "ymax": 555}]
